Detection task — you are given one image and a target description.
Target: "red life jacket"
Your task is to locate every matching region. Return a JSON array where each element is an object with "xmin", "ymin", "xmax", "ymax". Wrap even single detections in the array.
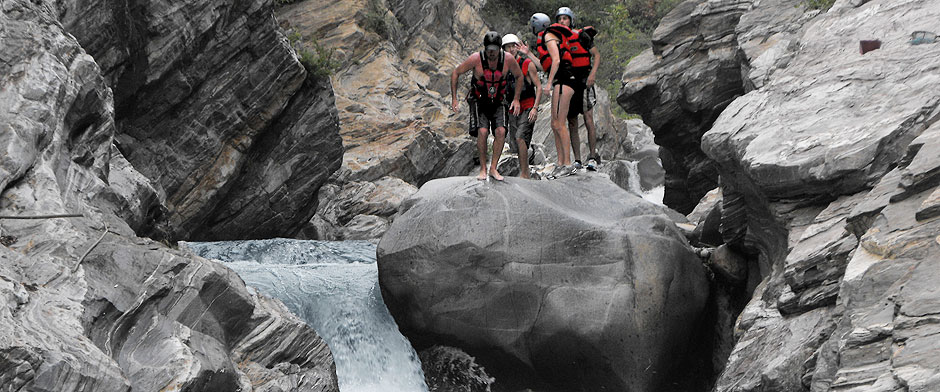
[
  {"xmin": 470, "ymin": 51, "xmax": 507, "ymax": 103},
  {"xmin": 536, "ymin": 24, "xmax": 573, "ymax": 72},
  {"xmin": 516, "ymin": 57, "xmax": 536, "ymax": 109},
  {"xmin": 568, "ymin": 28, "xmax": 592, "ymax": 69}
]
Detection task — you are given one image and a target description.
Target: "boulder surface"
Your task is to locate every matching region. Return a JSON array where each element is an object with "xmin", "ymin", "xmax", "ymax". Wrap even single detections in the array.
[{"xmin": 378, "ymin": 175, "xmax": 709, "ymax": 391}]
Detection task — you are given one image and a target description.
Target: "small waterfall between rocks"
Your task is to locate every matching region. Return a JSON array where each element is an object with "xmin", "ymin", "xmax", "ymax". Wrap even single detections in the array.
[{"xmin": 183, "ymin": 239, "xmax": 429, "ymax": 392}]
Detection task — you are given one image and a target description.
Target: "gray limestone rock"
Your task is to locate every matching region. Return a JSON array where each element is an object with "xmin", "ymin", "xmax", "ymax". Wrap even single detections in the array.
[
  {"xmin": 377, "ymin": 175, "xmax": 709, "ymax": 391},
  {"xmin": 0, "ymin": 3, "xmax": 338, "ymax": 390},
  {"xmin": 302, "ymin": 175, "xmax": 418, "ymax": 242},
  {"xmin": 697, "ymin": 1, "xmax": 940, "ymax": 391},
  {"xmin": 58, "ymin": 0, "xmax": 344, "ymax": 240}
]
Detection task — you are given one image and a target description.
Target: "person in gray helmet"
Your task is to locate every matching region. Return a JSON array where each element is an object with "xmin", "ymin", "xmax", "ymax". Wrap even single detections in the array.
[
  {"xmin": 451, "ymin": 31, "xmax": 524, "ymax": 181},
  {"xmin": 531, "ymin": 12, "xmax": 579, "ymax": 179},
  {"xmin": 556, "ymin": 6, "xmax": 602, "ymax": 172}
]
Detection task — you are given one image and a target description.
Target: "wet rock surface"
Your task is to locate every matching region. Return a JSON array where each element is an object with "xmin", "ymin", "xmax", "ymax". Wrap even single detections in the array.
[
  {"xmin": 377, "ymin": 175, "xmax": 709, "ymax": 391},
  {"xmin": 1, "ymin": 1, "xmax": 338, "ymax": 390}
]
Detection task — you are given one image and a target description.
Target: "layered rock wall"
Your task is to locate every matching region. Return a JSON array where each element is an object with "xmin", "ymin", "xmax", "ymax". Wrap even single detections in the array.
[
  {"xmin": 57, "ymin": 0, "xmax": 344, "ymax": 240},
  {"xmin": 625, "ymin": 0, "xmax": 940, "ymax": 390},
  {"xmin": 1, "ymin": 1, "xmax": 338, "ymax": 390}
]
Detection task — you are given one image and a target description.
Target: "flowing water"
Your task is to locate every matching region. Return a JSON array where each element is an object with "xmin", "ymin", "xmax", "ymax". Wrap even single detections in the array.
[{"xmin": 183, "ymin": 239, "xmax": 428, "ymax": 392}]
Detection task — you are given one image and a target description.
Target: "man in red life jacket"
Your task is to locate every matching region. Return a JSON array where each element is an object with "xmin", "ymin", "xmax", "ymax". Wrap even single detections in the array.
[
  {"xmin": 451, "ymin": 31, "xmax": 524, "ymax": 181},
  {"xmin": 556, "ymin": 7, "xmax": 602, "ymax": 172},
  {"xmin": 531, "ymin": 13, "xmax": 579, "ymax": 179},
  {"xmin": 501, "ymin": 33, "xmax": 543, "ymax": 179}
]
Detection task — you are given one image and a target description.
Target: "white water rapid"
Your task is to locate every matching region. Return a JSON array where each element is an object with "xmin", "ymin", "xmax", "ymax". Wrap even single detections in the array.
[{"xmin": 183, "ymin": 239, "xmax": 429, "ymax": 392}]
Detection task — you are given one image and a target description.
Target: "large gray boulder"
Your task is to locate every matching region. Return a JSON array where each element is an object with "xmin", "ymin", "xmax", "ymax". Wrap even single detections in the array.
[
  {"xmin": 377, "ymin": 175, "xmax": 709, "ymax": 391},
  {"xmin": 0, "ymin": 2, "xmax": 338, "ymax": 390},
  {"xmin": 57, "ymin": 0, "xmax": 344, "ymax": 240}
]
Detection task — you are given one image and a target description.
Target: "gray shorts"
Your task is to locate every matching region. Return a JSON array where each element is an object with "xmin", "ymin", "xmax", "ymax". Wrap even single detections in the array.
[
  {"xmin": 468, "ymin": 99, "xmax": 508, "ymax": 136},
  {"xmin": 509, "ymin": 112, "xmax": 534, "ymax": 147}
]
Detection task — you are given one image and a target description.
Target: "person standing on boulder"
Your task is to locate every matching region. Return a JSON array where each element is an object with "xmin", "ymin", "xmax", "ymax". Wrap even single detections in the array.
[
  {"xmin": 531, "ymin": 13, "xmax": 578, "ymax": 179},
  {"xmin": 501, "ymin": 33, "xmax": 542, "ymax": 179},
  {"xmin": 451, "ymin": 31, "xmax": 524, "ymax": 181},
  {"xmin": 556, "ymin": 7, "xmax": 602, "ymax": 171}
]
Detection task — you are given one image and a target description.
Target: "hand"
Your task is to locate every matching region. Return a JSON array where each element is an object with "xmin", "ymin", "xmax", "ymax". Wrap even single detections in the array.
[
  {"xmin": 527, "ymin": 107, "xmax": 538, "ymax": 123},
  {"xmin": 510, "ymin": 100, "xmax": 521, "ymax": 116},
  {"xmin": 586, "ymin": 75, "xmax": 595, "ymax": 87},
  {"xmin": 542, "ymin": 83, "xmax": 552, "ymax": 96},
  {"xmin": 451, "ymin": 97, "xmax": 459, "ymax": 112},
  {"xmin": 516, "ymin": 42, "xmax": 528, "ymax": 55}
]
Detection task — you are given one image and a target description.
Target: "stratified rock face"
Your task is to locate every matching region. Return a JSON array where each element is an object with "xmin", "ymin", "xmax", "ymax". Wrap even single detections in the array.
[
  {"xmin": 617, "ymin": 0, "xmax": 753, "ymax": 213},
  {"xmin": 302, "ymin": 173, "xmax": 419, "ymax": 242},
  {"xmin": 699, "ymin": 1, "xmax": 940, "ymax": 391},
  {"xmin": 377, "ymin": 176, "xmax": 709, "ymax": 391},
  {"xmin": 277, "ymin": 0, "xmax": 481, "ymax": 186},
  {"xmin": 58, "ymin": 0, "xmax": 343, "ymax": 240},
  {"xmin": 0, "ymin": 2, "xmax": 338, "ymax": 390}
]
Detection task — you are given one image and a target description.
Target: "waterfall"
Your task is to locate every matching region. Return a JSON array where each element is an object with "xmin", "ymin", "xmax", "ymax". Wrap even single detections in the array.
[{"xmin": 183, "ymin": 239, "xmax": 429, "ymax": 392}]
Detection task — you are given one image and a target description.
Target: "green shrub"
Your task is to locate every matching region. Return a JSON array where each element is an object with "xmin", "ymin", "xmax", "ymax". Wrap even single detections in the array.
[
  {"xmin": 801, "ymin": 0, "xmax": 835, "ymax": 10},
  {"xmin": 288, "ymin": 32, "xmax": 340, "ymax": 80},
  {"xmin": 362, "ymin": 0, "xmax": 390, "ymax": 38}
]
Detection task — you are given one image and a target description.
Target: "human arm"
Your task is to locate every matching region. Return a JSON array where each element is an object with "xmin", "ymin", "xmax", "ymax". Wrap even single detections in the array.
[
  {"xmin": 507, "ymin": 52, "xmax": 523, "ymax": 115},
  {"xmin": 451, "ymin": 54, "xmax": 477, "ymax": 111},
  {"xmin": 516, "ymin": 42, "xmax": 543, "ymax": 72},
  {"xmin": 527, "ymin": 61, "xmax": 541, "ymax": 123},
  {"xmin": 587, "ymin": 46, "xmax": 600, "ymax": 87}
]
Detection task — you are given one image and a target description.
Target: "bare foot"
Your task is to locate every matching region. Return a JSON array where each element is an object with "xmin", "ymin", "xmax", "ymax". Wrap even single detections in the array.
[
  {"xmin": 489, "ymin": 170, "xmax": 504, "ymax": 181},
  {"xmin": 476, "ymin": 171, "xmax": 488, "ymax": 180}
]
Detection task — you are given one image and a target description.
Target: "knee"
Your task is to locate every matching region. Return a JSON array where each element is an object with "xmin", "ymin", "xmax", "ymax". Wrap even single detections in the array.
[
  {"xmin": 494, "ymin": 127, "xmax": 506, "ymax": 137},
  {"xmin": 478, "ymin": 128, "xmax": 489, "ymax": 138}
]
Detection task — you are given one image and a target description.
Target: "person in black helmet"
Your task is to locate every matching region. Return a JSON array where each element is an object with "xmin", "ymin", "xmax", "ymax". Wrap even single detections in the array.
[
  {"xmin": 556, "ymin": 6, "xmax": 602, "ymax": 171},
  {"xmin": 451, "ymin": 31, "xmax": 524, "ymax": 181}
]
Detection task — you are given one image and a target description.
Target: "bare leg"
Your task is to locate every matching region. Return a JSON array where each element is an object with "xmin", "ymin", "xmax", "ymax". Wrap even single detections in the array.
[
  {"xmin": 551, "ymin": 84, "xmax": 576, "ymax": 166},
  {"xmin": 476, "ymin": 128, "xmax": 489, "ymax": 180},
  {"xmin": 550, "ymin": 86, "xmax": 566, "ymax": 164},
  {"xmin": 490, "ymin": 126, "xmax": 506, "ymax": 181},
  {"xmin": 584, "ymin": 108, "xmax": 598, "ymax": 159},
  {"xmin": 568, "ymin": 116, "xmax": 581, "ymax": 162},
  {"xmin": 517, "ymin": 138, "xmax": 530, "ymax": 179}
]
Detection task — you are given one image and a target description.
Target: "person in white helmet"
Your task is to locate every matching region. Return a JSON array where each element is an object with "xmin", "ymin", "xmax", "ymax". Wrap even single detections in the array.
[
  {"xmin": 502, "ymin": 33, "xmax": 543, "ymax": 179},
  {"xmin": 556, "ymin": 6, "xmax": 602, "ymax": 171},
  {"xmin": 451, "ymin": 31, "xmax": 524, "ymax": 181}
]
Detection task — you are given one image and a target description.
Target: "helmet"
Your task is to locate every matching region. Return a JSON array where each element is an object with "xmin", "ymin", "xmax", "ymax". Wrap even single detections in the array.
[
  {"xmin": 529, "ymin": 13, "xmax": 551, "ymax": 35},
  {"xmin": 555, "ymin": 7, "xmax": 575, "ymax": 24},
  {"xmin": 483, "ymin": 31, "xmax": 502, "ymax": 51},
  {"xmin": 501, "ymin": 33, "xmax": 521, "ymax": 47}
]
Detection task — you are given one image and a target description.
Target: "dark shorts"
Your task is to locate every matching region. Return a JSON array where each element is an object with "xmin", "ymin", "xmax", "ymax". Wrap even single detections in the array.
[
  {"xmin": 468, "ymin": 98, "xmax": 508, "ymax": 137},
  {"xmin": 551, "ymin": 66, "xmax": 580, "ymax": 89},
  {"xmin": 568, "ymin": 82, "xmax": 596, "ymax": 118},
  {"xmin": 509, "ymin": 111, "xmax": 535, "ymax": 146}
]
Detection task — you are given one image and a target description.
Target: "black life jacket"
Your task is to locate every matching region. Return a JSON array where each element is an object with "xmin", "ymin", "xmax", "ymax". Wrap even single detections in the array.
[{"xmin": 470, "ymin": 51, "xmax": 508, "ymax": 103}]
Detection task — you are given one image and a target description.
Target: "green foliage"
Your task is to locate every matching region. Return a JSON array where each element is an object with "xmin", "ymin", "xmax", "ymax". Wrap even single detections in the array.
[
  {"xmin": 363, "ymin": 0, "xmax": 390, "ymax": 39},
  {"xmin": 288, "ymin": 32, "xmax": 340, "ymax": 80},
  {"xmin": 801, "ymin": 0, "xmax": 835, "ymax": 10}
]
